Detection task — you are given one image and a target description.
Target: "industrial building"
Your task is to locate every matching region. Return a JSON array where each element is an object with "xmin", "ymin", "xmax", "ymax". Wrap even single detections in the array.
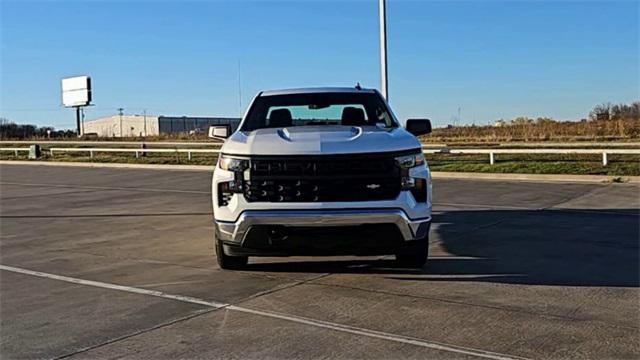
[{"xmin": 83, "ymin": 114, "xmax": 241, "ymax": 137}]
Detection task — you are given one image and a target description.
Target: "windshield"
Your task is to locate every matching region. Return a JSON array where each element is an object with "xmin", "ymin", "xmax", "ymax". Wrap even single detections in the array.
[{"xmin": 241, "ymin": 92, "xmax": 398, "ymax": 131}]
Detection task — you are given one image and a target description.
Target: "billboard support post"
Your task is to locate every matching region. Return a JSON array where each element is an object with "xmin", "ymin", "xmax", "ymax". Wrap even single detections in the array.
[{"xmin": 75, "ymin": 106, "xmax": 81, "ymax": 137}]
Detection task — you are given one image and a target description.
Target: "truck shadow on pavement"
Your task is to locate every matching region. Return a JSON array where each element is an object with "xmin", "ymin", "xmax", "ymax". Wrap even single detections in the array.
[{"xmin": 245, "ymin": 208, "xmax": 639, "ymax": 287}]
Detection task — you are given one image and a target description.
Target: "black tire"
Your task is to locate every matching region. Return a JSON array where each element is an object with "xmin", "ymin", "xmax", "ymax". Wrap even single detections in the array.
[
  {"xmin": 214, "ymin": 226, "xmax": 248, "ymax": 270},
  {"xmin": 395, "ymin": 236, "xmax": 429, "ymax": 268}
]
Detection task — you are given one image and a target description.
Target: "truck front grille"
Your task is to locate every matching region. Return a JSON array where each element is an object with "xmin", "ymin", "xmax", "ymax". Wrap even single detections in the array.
[{"xmin": 244, "ymin": 153, "xmax": 403, "ymax": 202}]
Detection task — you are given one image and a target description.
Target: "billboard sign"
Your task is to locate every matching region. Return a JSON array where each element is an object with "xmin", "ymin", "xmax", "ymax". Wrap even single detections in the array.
[{"xmin": 61, "ymin": 76, "xmax": 92, "ymax": 107}]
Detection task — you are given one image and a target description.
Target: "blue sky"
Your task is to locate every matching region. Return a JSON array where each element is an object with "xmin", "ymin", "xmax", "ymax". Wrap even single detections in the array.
[{"xmin": 1, "ymin": 0, "xmax": 638, "ymax": 129}]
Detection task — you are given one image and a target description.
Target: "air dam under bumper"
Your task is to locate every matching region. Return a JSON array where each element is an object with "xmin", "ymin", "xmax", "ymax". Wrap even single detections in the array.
[{"xmin": 215, "ymin": 209, "xmax": 431, "ymax": 244}]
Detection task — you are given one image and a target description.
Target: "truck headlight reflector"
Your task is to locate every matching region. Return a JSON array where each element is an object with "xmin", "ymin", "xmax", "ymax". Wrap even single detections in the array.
[
  {"xmin": 395, "ymin": 153, "xmax": 425, "ymax": 168},
  {"xmin": 218, "ymin": 155, "xmax": 249, "ymax": 172}
]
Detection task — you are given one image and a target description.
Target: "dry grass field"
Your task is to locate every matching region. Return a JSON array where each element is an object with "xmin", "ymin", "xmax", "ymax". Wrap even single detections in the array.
[{"xmin": 422, "ymin": 118, "xmax": 639, "ymax": 143}]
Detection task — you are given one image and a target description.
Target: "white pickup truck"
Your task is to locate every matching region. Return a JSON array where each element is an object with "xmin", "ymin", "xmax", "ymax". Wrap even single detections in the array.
[{"xmin": 210, "ymin": 87, "xmax": 432, "ymax": 269}]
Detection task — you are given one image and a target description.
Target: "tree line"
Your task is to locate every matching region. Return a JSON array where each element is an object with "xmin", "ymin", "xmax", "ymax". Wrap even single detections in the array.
[
  {"xmin": 589, "ymin": 102, "xmax": 639, "ymax": 121},
  {"xmin": 0, "ymin": 118, "xmax": 76, "ymax": 139},
  {"xmin": 492, "ymin": 101, "xmax": 639, "ymax": 126}
]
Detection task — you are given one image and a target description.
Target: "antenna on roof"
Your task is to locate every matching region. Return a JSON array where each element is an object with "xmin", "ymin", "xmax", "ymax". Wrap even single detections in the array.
[{"xmin": 355, "ymin": 82, "xmax": 362, "ymax": 90}]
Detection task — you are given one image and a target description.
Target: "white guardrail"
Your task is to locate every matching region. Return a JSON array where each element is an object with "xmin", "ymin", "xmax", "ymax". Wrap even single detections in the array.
[
  {"xmin": 0, "ymin": 147, "xmax": 30, "ymax": 156},
  {"xmin": 2, "ymin": 147, "xmax": 640, "ymax": 166},
  {"xmin": 51, "ymin": 148, "xmax": 219, "ymax": 161},
  {"xmin": 421, "ymin": 148, "xmax": 640, "ymax": 166}
]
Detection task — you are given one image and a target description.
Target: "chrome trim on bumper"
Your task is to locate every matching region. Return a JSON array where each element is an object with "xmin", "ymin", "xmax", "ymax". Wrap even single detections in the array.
[{"xmin": 215, "ymin": 209, "xmax": 431, "ymax": 244}]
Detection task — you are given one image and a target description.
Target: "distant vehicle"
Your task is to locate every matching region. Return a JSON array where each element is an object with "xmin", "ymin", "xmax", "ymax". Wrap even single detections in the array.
[
  {"xmin": 210, "ymin": 87, "xmax": 432, "ymax": 269},
  {"xmin": 189, "ymin": 128, "xmax": 204, "ymax": 136},
  {"xmin": 80, "ymin": 132, "xmax": 99, "ymax": 140}
]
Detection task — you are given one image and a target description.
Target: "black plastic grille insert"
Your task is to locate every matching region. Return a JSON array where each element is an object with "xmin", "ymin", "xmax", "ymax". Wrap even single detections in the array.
[{"xmin": 243, "ymin": 152, "xmax": 404, "ymax": 202}]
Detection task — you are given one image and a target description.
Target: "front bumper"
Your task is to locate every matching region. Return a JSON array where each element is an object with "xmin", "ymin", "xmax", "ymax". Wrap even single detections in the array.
[{"xmin": 215, "ymin": 209, "xmax": 431, "ymax": 245}]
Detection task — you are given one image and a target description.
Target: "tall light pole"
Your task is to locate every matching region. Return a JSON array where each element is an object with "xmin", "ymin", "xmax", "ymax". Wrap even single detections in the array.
[
  {"xmin": 379, "ymin": 0, "xmax": 388, "ymax": 101},
  {"xmin": 237, "ymin": 60, "xmax": 243, "ymax": 114}
]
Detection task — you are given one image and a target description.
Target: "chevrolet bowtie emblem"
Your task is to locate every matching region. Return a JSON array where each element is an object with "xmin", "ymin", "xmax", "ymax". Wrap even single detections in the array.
[{"xmin": 366, "ymin": 184, "xmax": 381, "ymax": 189}]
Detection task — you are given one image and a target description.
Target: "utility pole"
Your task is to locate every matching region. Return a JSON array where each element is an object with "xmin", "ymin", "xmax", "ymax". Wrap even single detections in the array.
[
  {"xmin": 379, "ymin": 0, "xmax": 389, "ymax": 101},
  {"xmin": 143, "ymin": 109, "xmax": 147, "ymax": 137},
  {"xmin": 117, "ymin": 108, "xmax": 124, "ymax": 137}
]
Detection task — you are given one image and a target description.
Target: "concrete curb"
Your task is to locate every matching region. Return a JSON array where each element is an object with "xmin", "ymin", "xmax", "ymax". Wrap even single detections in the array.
[{"xmin": 2, "ymin": 160, "xmax": 639, "ymax": 184}]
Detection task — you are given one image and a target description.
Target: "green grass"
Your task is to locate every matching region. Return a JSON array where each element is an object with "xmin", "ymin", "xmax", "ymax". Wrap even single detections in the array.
[
  {"xmin": 429, "ymin": 161, "xmax": 639, "ymax": 176},
  {"xmin": 1, "ymin": 151, "xmax": 638, "ymax": 176},
  {"xmin": 426, "ymin": 153, "xmax": 639, "ymax": 176}
]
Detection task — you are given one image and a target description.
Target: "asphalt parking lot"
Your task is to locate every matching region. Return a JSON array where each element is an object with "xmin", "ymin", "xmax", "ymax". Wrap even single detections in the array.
[{"xmin": 1, "ymin": 164, "xmax": 638, "ymax": 359}]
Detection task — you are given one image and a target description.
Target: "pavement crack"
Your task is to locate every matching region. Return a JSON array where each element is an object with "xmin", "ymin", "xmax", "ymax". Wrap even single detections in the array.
[
  {"xmin": 305, "ymin": 282, "xmax": 639, "ymax": 331},
  {"xmin": 0, "ymin": 188, "xmax": 97, "ymax": 201},
  {"xmin": 233, "ymin": 272, "xmax": 332, "ymax": 304},
  {"xmin": 54, "ymin": 308, "xmax": 218, "ymax": 359},
  {"xmin": 0, "ymin": 181, "xmax": 209, "ymax": 194},
  {"xmin": 538, "ymin": 184, "xmax": 607, "ymax": 211}
]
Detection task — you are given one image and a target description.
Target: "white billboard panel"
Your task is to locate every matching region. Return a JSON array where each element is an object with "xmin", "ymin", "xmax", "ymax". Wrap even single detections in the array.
[{"xmin": 61, "ymin": 76, "xmax": 91, "ymax": 107}]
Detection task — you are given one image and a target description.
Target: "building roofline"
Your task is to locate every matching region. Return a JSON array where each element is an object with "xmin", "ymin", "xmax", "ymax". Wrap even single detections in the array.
[{"xmin": 84, "ymin": 114, "xmax": 159, "ymax": 124}]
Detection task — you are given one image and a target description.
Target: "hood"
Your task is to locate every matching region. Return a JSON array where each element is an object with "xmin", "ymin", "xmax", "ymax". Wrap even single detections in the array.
[{"xmin": 221, "ymin": 125, "xmax": 421, "ymax": 156}]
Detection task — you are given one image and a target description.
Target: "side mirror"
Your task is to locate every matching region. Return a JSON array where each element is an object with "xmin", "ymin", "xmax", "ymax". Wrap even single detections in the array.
[
  {"xmin": 208, "ymin": 125, "xmax": 230, "ymax": 139},
  {"xmin": 405, "ymin": 119, "xmax": 432, "ymax": 136}
]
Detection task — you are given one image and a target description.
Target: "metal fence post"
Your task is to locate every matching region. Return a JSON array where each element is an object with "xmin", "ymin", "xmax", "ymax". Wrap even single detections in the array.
[
  {"xmin": 489, "ymin": 152, "xmax": 495, "ymax": 165},
  {"xmin": 90, "ymin": 150, "xmax": 94, "ymax": 158},
  {"xmin": 188, "ymin": 151, "xmax": 192, "ymax": 161},
  {"xmin": 50, "ymin": 150, "xmax": 54, "ymax": 157},
  {"xmin": 135, "ymin": 151, "xmax": 139, "ymax": 159},
  {"xmin": 602, "ymin": 152, "xmax": 608, "ymax": 166},
  {"xmin": 14, "ymin": 149, "xmax": 18, "ymax": 157}
]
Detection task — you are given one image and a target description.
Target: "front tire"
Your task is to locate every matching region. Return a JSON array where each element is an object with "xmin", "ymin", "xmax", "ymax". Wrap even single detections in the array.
[
  {"xmin": 214, "ymin": 225, "xmax": 248, "ymax": 270},
  {"xmin": 395, "ymin": 236, "xmax": 429, "ymax": 268}
]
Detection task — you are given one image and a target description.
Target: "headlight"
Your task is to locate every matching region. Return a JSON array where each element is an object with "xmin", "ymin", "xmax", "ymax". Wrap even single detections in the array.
[
  {"xmin": 218, "ymin": 155, "xmax": 249, "ymax": 172},
  {"xmin": 395, "ymin": 153, "xmax": 425, "ymax": 168},
  {"xmin": 396, "ymin": 153, "xmax": 428, "ymax": 203}
]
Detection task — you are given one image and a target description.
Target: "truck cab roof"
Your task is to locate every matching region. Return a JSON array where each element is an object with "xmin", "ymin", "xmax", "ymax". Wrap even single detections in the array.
[{"xmin": 260, "ymin": 87, "xmax": 377, "ymax": 97}]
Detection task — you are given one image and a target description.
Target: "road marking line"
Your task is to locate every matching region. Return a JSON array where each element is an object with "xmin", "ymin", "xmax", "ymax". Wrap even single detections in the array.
[
  {"xmin": 0, "ymin": 265, "xmax": 226, "ymax": 308},
  {"xmin": 0, "ymin": 264, "xmax": 528, "ymax": 360}
]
